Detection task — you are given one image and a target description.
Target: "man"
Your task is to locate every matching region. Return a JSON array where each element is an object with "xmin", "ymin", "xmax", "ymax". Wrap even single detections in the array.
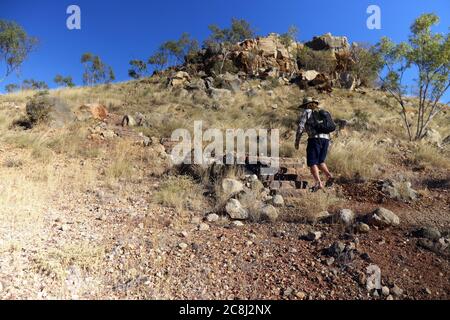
[{"xmin": 295, "ymin": 97, "xmax": 334, "ymax": 191}]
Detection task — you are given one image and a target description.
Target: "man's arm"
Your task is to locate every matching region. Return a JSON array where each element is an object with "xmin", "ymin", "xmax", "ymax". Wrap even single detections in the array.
[{"xmin": 295, "ymin": 110, "xmax": 309, "ymax": 149}]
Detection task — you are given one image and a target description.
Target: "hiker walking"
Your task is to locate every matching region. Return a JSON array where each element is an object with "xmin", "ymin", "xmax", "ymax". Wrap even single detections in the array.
[{"xmin": 295, "ymin": 97, "xmax": 336, "ymax": 191}]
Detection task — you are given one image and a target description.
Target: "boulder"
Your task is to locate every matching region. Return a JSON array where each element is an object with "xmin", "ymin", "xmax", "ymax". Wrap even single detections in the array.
[
  {"xmin": 169, "ymin": 71, "xmax": 190, "ymax": 87},
  {"xmin": 225, "ymin": 199, "xmax": 248, "ymax": 220},
  {"xmin": 260, "ymin": 204, "xmax": 279, "ymax": 222},
  {"xmin": 301, "ymin": 70, "xmax": 320, "ymax": 82},
  {"xmin": 217, "ymin": 72, "xmax": 241, "ymax": 93},
  {"xmin": 367, "ymin": 207, "xmax": 400, "ymax": 228},
  {"xmin": 305, "ymin": 33, "xmax": 350, "ymax": 52},
  {"xmin": 413, "ymin": 227, "xmax": 441, "ymax": 240},
  {"xmin": 272, "ymin": 195, "xmax": 285, "ymax": 207},
  {"xmin": 338, "ymin": 209, "xmax": 355, "ymax": 225},
  {"xmin": 185, "ymin": 78, "xmax": 206, "ymax": 91},
  {"xmin": 423, "ymin": 129, "xmax": 442, "ymax": 147},
  {"xmin": 76, "ymin": 103, "xmax": 108, "ymax": 121},
  {"xmin": 222, "ymin": 178, "xmax": 244, "ymax": 198},
  {"xmin": 355, "ymin": 222, "xmax": 370, "ymax": 233},
  {"xmin": 257, "ymin": 34, "xmax": 278, "ymax": 57},
  {"xmin": 209, "ymin": 87, "xmax": 232, "ymax": 100},
  {"xmin": 206, "ymin": 213, "xmax": 220, "ymax": 223}
]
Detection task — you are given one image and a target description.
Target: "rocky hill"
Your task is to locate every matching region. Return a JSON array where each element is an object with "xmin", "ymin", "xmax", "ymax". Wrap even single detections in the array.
[{"xmin": 0, "ymin": 32, "xmax": 449, "ymax": 300}]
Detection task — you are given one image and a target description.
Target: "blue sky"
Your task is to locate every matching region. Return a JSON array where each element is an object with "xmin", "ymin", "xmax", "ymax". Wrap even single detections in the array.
[{"xmin": 1, "ymin": 0, "xmax": 449, "ymax": 99}]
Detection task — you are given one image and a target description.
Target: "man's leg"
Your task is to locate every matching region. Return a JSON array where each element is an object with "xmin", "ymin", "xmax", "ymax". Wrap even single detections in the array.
[
  {"xmin": 310, "ymin": 165, "xmax": 324, "ymax": 189},
  {"xmin": 318, "ymin": 163, "xmax": 332, "ymax": 179}
]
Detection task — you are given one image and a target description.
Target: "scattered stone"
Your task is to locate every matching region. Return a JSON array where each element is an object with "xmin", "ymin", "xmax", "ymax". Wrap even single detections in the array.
[
  {"xmin": 231, "ymin": 221, "xmax": 244, "ymax": 227},
  {"xmin": 305, "ymin": 231, "xmax": 322, "ymax": 241},
  {"xmin": 225, "ymin": 199, "xmax": 249, "ymax": 220},
  {"xmin": 328, "ymin": 241, "xmax": 346, "ymax": 257},
  {"xmin": 282, "ymin": 287, "xmax": 293, "ymax": 297},
  {"xmin": 260, "ymin": 205, "xmax": 279, "ymax": 222},
  {"xmin": 325, "ymin": 257, "xmax": 335, "ymax": 266},
  {"xmin": 198, "ymin": 223, "xmax": 210, "ymax": 231},
  {"xmin": 295, "ymin": 291, "xmax": 306, "ymax": 300},
  {"xmin": 178, "ymin": 242, "xmax": 188, "ymax": 250},
  {"xmin": 180, "ymin": 231, "xmax": 189, "ymax": 238},
  {"xmin": 355, "ymin": 222, "xmax": 370, "ymax": 233},
  {"xmin": 367, "ymin": 207, "xmax": 400, "ymax": 228},
  {"xmin": 391, "ymin": 285, "xmax": 403, "ymax": 297},
  {"xmin": 191, "ymin": 217, "xmax": 201, "ymax": 224},
  {"xmin": 272, "ymin": 195, "xmax": 285, "ymax": 207},
  {"xmin": 206, "ymin": 213, "xmax": 219, "ymax": 223},
  {"xmin": 424, "ymin": 288, "xmax": 432, "ymax": 295},
  {"xmin": 338, "ymin": 209, "xmax": 354, "ymax": 225},
  {"xmin": 271, "ymin": 104, "xmax": 278, "ymax": 110},
  {"xmin": 386, "ymin": 295, "xmax": 394, "ymax": 301},
  {"xmin": 382, "ymin": 286, "xmax": 390, "ymax": 296}
]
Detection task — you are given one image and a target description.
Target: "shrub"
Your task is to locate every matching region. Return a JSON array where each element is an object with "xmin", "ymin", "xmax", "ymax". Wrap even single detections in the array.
[
  {"xmin": 297, "ymin": 47, "xmax": 337, "ymax": 74},
  {"xmin": 26, "ymin": 92, "xmax": 53, "ymax": 124}
]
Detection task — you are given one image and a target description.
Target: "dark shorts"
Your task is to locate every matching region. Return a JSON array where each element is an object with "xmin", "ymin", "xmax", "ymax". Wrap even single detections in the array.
[{"xmin": 306, "ymin": 138, "xmax": 330, "ymax": 167}]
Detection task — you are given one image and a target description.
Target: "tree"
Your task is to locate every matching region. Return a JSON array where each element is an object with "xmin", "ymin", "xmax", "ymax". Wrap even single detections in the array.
[
  {"xmin": 54, "ymin": 74, "xmax": 75, "ymax": 87},
  {"xmin": 376, "ymin": 13, "xmax": 450, "ymax": 141},
  {"xmin": 5, "ymin": 83, "xmax": 19, "ymax": 93},
  {"xmin": 128, "ymin": 59, "xmax": 148, "ymax": 79},
  {"xmin": 0, "ymin": 20, "xmax": 38, "ymax": 82},
  {"xmin": 204, "ymin": 18, "xmax": 255, "ymax": 74},
  {"xmin": 148, "ymin": 33, "xmax": 198, "ymax": 71},
  {"xmin": 280, "ymin": 25, "xmax": 299, "ymax": 47},
  {"xmin": 81, "ymin": 53, "xmax": 115, "ymax": 85},
  {"xmin": 21, "ymin": 78, "xmax": 48, "ymax": 90},
  {"xmin": 206, "ymin": 18, "xmax": 255, "ymax": 46},
  {"xmin": 349, "ymin": 43, "xmax": 383, "ymax": 87}
]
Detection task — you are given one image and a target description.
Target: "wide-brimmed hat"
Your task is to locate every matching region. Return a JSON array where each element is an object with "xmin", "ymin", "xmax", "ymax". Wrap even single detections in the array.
[{"xmin": 299, "ymin": 97, "xmax": 320, "ymax": 108}]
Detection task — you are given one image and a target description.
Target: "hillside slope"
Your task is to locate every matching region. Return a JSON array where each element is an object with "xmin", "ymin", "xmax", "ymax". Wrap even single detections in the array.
[{"xmin": 0, "ymin": 70, "xmax": 449, "ymax": 299}]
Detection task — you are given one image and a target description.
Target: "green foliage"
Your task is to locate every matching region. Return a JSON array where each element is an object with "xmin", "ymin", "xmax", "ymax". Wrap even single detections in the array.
[
  {"xmin": 280, "ymin": 25, "xmax": 299, "ymax": 47},
  {"xmin": 376, "ymin": 13, "xmax": 450, "ymax": 141},
  {"xmin": 54, "ymin": 74, "xmax": 75, "ymax": 87},
  {"xmin": 0, "ymin": 20, "xmax": 38, "ymax": 81},
  {"xmin": 128, "ymin": 59, "xmax": 148, "ymax": 79},
  {"xmin": 81, "ymin": 53, "xmax": 115, "ymax": 85},
  {"xmin": 21, "ymin": 79, "xmax": 48, "ymax": 90},
  {"xmin": 5, "ymin": 83, "xmax": 19, "ymax": 93},
  {"xmin": 206, "ymin": 18, "xmax": 255, "ymax": 46},
  {"xmin": 148, "ymin": 33, "xmax": 198, "ymax": 71},
  {"xmin": 25, "ymin": 91, "xmax": 53, "ymax": 124},
  {"xmin": 297, "ymin": 46, "xmax": 337, "ymax": 74},
  {"xmin": 349, "ymin": 43, "xmax": 383, "ymax": 87}
]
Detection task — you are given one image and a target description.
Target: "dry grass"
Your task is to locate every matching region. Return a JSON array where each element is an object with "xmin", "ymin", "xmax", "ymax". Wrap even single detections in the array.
[
  {"xmin": 33, "ymin": 242, "xmax": 105, "ymax": 281},
  {"xmin": 153, "ymin": 175, "xmax": 205, "ymax": 211},
  {"xmin": 411, "ymin": 143, "xmax": 450, "ymax": 169},
  {"xmin": 327, "ymin": 135, "xmax": 387, "ymax": 180},
  {"xmin": 283, "ymin": 190, "xmax": 342, "ymax": 223}
]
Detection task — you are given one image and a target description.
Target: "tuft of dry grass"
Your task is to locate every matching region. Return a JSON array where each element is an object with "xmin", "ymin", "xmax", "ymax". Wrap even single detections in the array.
[
  {"xmin": 411, "ymin": 143, "xmax": 450, "ymax": 169},
  {"xmin": 283, "ymin": 191, "xmax": 342, "ymax": 223},
  {"xmin": 33, "ymin": 242, "xmax": 105, "ymax": 281},
  {"xmin": 327, "ymin": 136, "xmax": 387, "ymax": 180},
  {"xmin": 153, "ymin": 175, "xmax": 206, "ymax": 211}
]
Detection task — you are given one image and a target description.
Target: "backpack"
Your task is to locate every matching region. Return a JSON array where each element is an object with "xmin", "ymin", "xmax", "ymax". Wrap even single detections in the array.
[{"xmin": 309, "ymin": 109, "xmax": 336, "ymax": 134}]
